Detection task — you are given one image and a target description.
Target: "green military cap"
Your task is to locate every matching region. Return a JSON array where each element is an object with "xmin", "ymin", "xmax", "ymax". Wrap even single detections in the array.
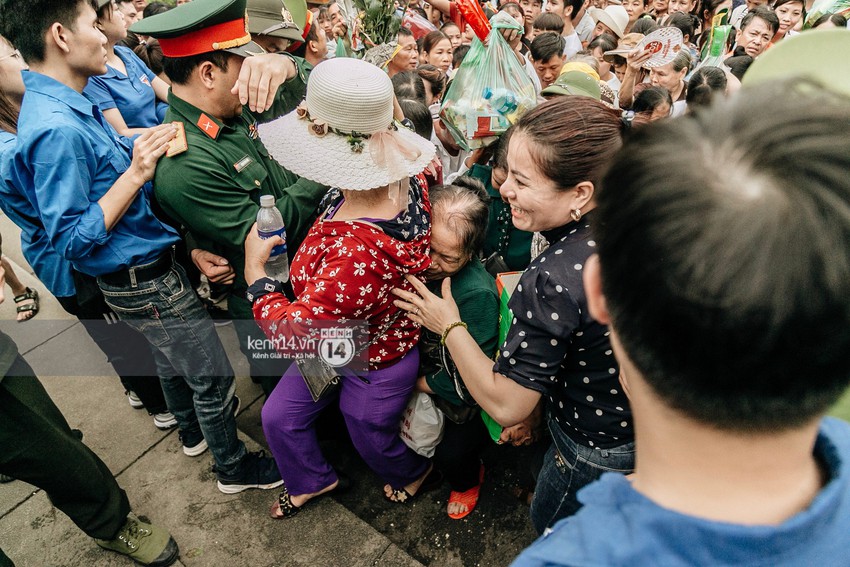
[
  {"xmin": 541, "ymin": 71, "xmax": 603, "ymax": 100},
  {"xmin": 95, "ymin": 0, "xmax": 111, "ymax": 8},
  {"xmin": 130, "ymin": 0, "xmax": 266, "ymax": 58},
  {"xmin": 247, "ymin": 0, "xmax": 306, "ymax": 43}
]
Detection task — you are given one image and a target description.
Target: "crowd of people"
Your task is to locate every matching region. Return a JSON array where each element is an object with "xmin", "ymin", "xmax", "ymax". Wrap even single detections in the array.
[{"xmin": 0, "ymin": 0, "xmax": 849, "ymax": 565}]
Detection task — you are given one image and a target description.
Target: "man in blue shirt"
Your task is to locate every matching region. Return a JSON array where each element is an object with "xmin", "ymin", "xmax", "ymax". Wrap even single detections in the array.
[
  {"xmin": 0, "ymin": 0, "xmax": 282, "ymax": 494},
  {"xmin": 512, "ymin": 85, "xmax": 850, "ymax": 564}
]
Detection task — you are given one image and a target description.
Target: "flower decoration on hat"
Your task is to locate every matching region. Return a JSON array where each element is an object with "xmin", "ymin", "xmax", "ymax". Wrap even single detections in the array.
[{"xmin": 296, "ymin": 100, "xmax": 378, "ymax": 152}]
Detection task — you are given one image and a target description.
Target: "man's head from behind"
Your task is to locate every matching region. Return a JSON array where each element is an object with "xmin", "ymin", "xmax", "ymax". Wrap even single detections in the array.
[
  {"xmin": 590, "ymin": 82, "xmax": 850, "ymax": 433},
  {"xmin": 0, "ymin": 0, "xmax": 105, "ymax": 68}
]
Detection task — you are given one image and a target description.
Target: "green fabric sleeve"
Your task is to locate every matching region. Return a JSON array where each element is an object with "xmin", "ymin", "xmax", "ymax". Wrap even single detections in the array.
[
  {"xmin": 253, "ymin": 55, "xmax": 312, "ymax": 124},
  {"xmin": 424, "ymin": 282, "xmax": 499, "ymax": 405}
]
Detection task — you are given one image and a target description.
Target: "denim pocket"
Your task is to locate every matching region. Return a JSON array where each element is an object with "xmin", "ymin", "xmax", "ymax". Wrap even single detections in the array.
[
  {"xmin": 159, "ymin": 268, "xmax": 186, "ymax": 300},
  {"xmin": 100, "ymin": 300, "xmax": 170, "ymax": 347}
]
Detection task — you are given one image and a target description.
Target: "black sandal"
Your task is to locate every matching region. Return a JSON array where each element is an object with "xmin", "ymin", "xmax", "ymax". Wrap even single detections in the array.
[
  {"xmin": 384, "ymin": 465, "xmax": 444, "ymax": 504},
  {"xmin": 14, "ymin": 287, "xmax": 39, "ymax": 322},
  {"xmin": 270, "ymin": 474, "xmax": 350, "ymax": 520}
]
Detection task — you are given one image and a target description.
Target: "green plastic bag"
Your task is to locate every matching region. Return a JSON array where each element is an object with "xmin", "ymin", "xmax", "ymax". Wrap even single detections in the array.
[{"xmin": 439, "ymin": 12, "xmax": 537, "ymax": 151}]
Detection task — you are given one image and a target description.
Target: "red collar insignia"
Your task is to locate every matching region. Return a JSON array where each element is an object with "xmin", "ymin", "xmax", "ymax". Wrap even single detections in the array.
[{"xmin": 196, "ymin": 113, "xmax": 220, "ymax": 139}]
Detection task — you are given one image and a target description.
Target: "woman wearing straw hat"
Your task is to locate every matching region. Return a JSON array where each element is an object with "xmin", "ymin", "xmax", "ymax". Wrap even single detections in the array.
[{"xmin": 243, "ymin": 57, "xmax": 441, "ymax": 517}]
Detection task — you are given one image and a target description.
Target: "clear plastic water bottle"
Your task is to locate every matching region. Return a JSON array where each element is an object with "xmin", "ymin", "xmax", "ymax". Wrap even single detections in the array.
[{"xmin": 256, "ymin": 195, "xmax": 289, "ymax": 282}]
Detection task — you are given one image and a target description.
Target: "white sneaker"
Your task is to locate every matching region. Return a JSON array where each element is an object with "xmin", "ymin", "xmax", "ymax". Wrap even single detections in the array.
[
  {"xmin": 127, "ymin": 391, "xmax": 144, "ymax": 409},
  {"xmin": 153, "ymin": 412, "xmax": 178, "ymax": 430},
  {"xmin": 182, "ymin": 437, "xmax": 208, "ymax": 457}
]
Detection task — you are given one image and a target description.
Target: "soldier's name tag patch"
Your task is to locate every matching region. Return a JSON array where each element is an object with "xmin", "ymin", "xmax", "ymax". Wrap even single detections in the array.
[
  {"xmin": 166, "ymin": 121, "xmax": 188, "ymax": 157},
  {"xmin": 234, "ymin": 156, "xmax": 253, "ymax": 172}
]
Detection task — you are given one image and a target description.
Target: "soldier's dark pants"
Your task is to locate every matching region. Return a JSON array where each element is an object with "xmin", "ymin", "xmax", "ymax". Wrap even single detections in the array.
[{"xmin": 0, "ymin": 356, "xmax": 130, "ymax": 565}]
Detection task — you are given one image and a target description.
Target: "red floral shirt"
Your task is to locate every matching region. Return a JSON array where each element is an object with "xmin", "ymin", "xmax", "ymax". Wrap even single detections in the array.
[{"xmin": 253, "ymin": 176, "xmax": 431, "ymax": 369}]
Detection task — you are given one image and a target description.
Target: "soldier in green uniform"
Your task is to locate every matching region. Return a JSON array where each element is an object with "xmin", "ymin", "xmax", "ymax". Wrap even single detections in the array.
[
  {"xmin": 132, "ymin": 0, "xmax": 328, "ymax": 394},
  {"xmin": 247, "ymin": 0, "xmax": 308, "ymax": 54}
]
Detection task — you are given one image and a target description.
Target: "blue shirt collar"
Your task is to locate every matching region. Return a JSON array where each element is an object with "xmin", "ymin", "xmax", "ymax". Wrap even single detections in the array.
[{"xmin": 22, "ymin": 70, "xmax": 98, "ymax": 118}]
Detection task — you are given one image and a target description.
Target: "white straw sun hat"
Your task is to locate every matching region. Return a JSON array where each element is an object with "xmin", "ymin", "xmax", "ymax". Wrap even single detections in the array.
[
  {"xmin": 258, "ymin": 58, "xmax": 436, "ymax": 191},
  {"xmin": 589, "ymin": 5, "xmax": 629, "ymax": 39}
]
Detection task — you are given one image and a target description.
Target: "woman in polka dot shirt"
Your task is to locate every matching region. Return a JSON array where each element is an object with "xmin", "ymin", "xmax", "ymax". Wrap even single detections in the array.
[{"xmin": 394, "ymin": 97, "xmax": 635, "ymax": 533}]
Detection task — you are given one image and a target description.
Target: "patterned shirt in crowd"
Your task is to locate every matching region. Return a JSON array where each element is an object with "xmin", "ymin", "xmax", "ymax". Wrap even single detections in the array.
[
  {"xmin": 495, "ymin": 211, "xmax": 633, "ymax": 449},
  {"xmin": 252, "ymin": 176, "xmax": 431, "ymax": 369}
]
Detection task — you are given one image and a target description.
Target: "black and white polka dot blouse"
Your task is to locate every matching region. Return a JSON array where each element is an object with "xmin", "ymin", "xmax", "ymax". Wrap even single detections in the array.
[{"xmin": 495, "ymin": 211, "xmax": 633, "ymax": 449}]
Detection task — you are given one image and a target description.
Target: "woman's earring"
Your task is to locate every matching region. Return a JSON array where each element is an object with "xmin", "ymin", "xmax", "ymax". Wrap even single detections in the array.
[{"xmin": 571, "ymin": 208, "xmax": 582, "ymax": 222}]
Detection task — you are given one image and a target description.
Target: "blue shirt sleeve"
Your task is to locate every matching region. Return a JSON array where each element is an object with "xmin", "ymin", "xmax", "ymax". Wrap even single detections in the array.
[{"xmin": 26, "ymin": 127, "xmax": 110, "ymax": 262}]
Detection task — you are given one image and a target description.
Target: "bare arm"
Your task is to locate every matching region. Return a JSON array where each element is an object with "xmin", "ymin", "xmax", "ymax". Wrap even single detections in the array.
[
  {"xmin": 101, "ymin": 108, "xmax": 150, "ymax": 138},
  {"xmin": 152, "ymin": 75, "xmax": 170, "ymax": 103},
  {"xmin": 427, "ymin": 0, "xmax": 453, "ymax": 18},
  {"xmin": 393, "ymin": 276, "xmax": 542, "ymax": 426},
  {"xmin": 618, "ymin": 48, "xmax": 652, "ymax": 110}
]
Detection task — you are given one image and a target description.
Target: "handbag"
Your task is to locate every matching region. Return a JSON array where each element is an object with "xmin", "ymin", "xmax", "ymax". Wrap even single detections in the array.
[
  {"xmin": 295, "ymin": 312, "xmax": 402, "ymax": 402},
  {"xmin": 295, "ymin": 356, "xmax": 342, "ymax": 402}
]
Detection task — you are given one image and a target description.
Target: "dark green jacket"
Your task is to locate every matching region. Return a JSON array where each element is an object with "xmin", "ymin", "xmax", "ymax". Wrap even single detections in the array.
[
  {"xmin": 154, "ymin": 58, "xmax": 327, "ymax": 319},
  {"xmin": 466, "ymin": 164, "xmax": 533, "ymax": 272},
  {"xmin": 422, "ymin": 258, "xmax": 499, "ymax": 406}
]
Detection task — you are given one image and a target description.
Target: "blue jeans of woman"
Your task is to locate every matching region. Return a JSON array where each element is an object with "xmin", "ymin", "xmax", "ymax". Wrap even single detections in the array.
[
  {"xmin": 97, "ymin": 259, "xmax": 246, "ymax": 476},
  {"xmin": 530, "ymin": 416, "xmax": 635, "ymax": 534}
]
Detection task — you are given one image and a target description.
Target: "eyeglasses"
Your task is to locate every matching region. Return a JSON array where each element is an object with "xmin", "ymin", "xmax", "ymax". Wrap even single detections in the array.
[{"xmin": 0, "ymin": 49, "xmax": 22, "ymax": 63}]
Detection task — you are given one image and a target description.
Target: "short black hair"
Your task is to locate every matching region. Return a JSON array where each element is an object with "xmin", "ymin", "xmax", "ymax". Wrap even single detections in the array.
[
  {"xmin": 452, "ymin": 44, "xmax": 470, "ymax": 69},
  {"xmin": 630, "ymin": 17, "xmax": 659, "ymax": 35},
  {"xmin": 668, "ymin": 11, "xmax": 698, "ymax": 39},
  {"xmin": 588, "ymin": 32, "xmax": 617, "ymax": 54},
  {"xmin": 567, "ymin": 0, "xmax": 585, "ymax": 21},
  {"xmin": 596, "ymin": 81, "xmax": 850, "ymax": 432},
  {"xmin": 399, "ymin": 98, "xmax": 433, "ymax": 140},
  {"xmin": 397, "ymin": 26, "xmax": 414, "ymax": 40},
  {"xmin": 162, "ymin": 52, "xmax": 233, "ymax": 86},
  {"xmin": 533, "ymin": 12, "xmax": 566, "ymax": 34},
  {"xmin": 0, "ymin": 0, "xmax": 90, "ymax": 63},
  {"xmin": 391, "ymin": 70, "xmax": 427, "ymax": 104},
  {"xmin": 724, "ymin": 54, "xmax": 753, "ymax": 80},
  {"xmin": 741, "ymin": 4, "xmax": 780, "ymax": 33},
  {"xmin": 144, "ymin": 1, "xmax": 171, "ymax": 18},
  {"xmin": 632, "ymin": 85, "xmax": 672, "ymax": 113},
  {"xmin": 530, "ymin": 32, "xmax": 565, "ymax": 62}
]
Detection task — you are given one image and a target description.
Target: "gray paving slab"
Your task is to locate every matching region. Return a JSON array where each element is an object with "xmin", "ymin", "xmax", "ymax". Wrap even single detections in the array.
[{"xmin": 0, "ymin": 431, "xmax": 422, "ymax": 567}]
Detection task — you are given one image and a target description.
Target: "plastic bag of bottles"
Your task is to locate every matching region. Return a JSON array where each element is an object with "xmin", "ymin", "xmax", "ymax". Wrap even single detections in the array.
[{"xmin": 439, "ymin": 12, "xmax": 537, "ymax": 151}]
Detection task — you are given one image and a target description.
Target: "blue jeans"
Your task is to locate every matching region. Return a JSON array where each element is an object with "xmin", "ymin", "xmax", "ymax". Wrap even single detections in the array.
[
  {"xmin": 98, "ymin": 259, "xmax": 246, "ymax": 475},
  {"xmin": 530, "ymin": 417, "xmax": 635, "ymax": 534}
]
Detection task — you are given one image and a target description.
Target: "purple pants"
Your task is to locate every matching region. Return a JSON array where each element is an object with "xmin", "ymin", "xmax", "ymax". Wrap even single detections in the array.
[{"xmin": 262, "ymin": 348, "xmax": 428, "ymax": 496}]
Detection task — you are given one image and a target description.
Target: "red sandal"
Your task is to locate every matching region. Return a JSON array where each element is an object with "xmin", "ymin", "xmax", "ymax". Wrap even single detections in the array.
[{"xmin": 447, "ymin": 464, "xmax": 485, "ymax": 520}]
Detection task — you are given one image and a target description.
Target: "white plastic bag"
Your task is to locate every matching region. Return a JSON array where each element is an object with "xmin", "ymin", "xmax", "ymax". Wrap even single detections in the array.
[{"xmin": 399, "ymin": 392, "xmax": 445, "ymax": 458}]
